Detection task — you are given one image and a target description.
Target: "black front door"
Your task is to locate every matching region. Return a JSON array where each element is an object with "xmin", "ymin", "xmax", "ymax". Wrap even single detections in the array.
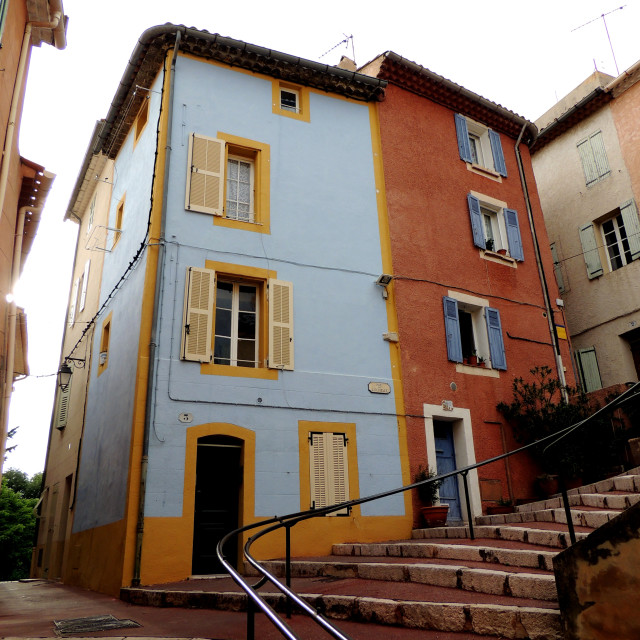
[{"xmin": 192, "ymin": 436, "xmax": 242, "ymax": 574}]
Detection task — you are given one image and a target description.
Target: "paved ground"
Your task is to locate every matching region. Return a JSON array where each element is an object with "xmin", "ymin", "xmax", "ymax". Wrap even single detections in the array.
[{"xmin": 0, "ymin": 579, "xmax": 497, "ymax": 640}]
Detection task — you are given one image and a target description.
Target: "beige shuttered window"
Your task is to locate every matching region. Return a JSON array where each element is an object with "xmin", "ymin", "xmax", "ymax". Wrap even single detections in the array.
[
  {"xmin": 181, "ymin": 267, "xmax": 215, "ymax": 362},
  {"xmin": 268, "ymin": 278, "xmax": 294, "ymax": 370},
  {"xmin": 55, "ymin": 384, "xmax": 71, "ymax": 430},
  {"xmin": 185, "ymin": 134, "xmax": 225, "ymax": 215},
  {"xmin": 577, "ymin": 131, "xmax": 610, "ymax": 186},
  {"xmin": 309, "ymin": 432, "xmax": 350, "ymax": 516}
]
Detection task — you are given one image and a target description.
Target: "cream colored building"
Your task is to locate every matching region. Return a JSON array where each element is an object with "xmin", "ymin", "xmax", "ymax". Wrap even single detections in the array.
[{"xmin": 532, "ymin": 65, "xmax": 640, "ymax": 391}]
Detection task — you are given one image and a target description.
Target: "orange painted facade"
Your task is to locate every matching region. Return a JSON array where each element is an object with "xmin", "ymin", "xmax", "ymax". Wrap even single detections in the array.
[{"xmin": 365, "ymin": 61, "xmax": 574, "ymax": 519}]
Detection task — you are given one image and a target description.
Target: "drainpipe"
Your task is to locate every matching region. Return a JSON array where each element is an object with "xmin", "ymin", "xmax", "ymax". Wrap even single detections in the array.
[
  {"xmin": 0, "ymin": 7, "xmax": 65, "ymax": 228},
  {"xmin": 514, "ymin": 125, "xmax": 569, "ymax": 401},
  {"xmin": 132, "ymin": 30, "xmax": 182, "ymax": 587},
  {"xmin": 0, "ymin": 205, "xmax": 42, "ymax": 479}
]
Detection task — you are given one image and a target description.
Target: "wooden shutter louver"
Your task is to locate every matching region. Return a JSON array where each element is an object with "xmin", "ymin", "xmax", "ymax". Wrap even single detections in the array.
[
  {"xmin": 578, "ymin": 223, "xmax": 603, "ymax": 279},
  {"xmin": 576, "ymin": 347, "xmax": 602, "ymax": 392},
  {"xmin": 186, "ymin": 134, "xmax": 225, "ymax": 215},
  {"xmin": 454, "ymin": 114, "xmax": 472, "ymax": 163},
  {"xmin": 181, "ymin": 267, "xmax": 215, "ymax": 362},
  {"xmin": 486, "ymin": 307, "xmax": 507, "ymax": 370},
  {"xmin": 488, "ymin": 129, "xmax": 507, "ymax": 177},
  {"xmin": 467, "ymin": 194, "xmax": 485, "ymax": 249},
  {"xmin": 504, "ymin": 208, "xmax": 524, "ymax": 261},
  {"xmin": 620, "ymin": 199, "xmax": 640, "ymax": 262},
  {"xmin": 443, "ymin": 296, "xmax": 463, "ymax": 363},
  {"xmin": 309, "ymin": 432, "xmax": 349, "ymax": 516},
  {"xmin": 55, "ymin": 384, "xmax": 71, "ymax": 430},
  {"xmin": 268, "ymin": 279, "xmax": 294, "ymax": 370}
]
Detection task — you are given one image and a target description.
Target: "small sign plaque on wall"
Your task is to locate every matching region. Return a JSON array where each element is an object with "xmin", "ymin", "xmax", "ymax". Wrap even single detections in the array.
[{"xmin": 368, "ymin": 382, "xmax": 391, "ymax": 394}]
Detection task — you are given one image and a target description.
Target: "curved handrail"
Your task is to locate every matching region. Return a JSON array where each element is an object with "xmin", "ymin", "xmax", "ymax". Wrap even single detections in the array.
[{"xmin": 216, "ymin": 381, "xmax": 640, "ymax": 639}]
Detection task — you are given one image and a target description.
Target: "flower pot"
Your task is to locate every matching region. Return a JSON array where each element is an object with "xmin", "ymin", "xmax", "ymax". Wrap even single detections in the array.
[
  {"xmin": 420, "ymin": 504, "xmax": 449, "ymax": 528},
  {"xmin": 497, "ymin": 248, "xmax": 508, "ymax": 256},
  {"xmin": 468, "ymin": 355, "xmax": 478, "ymax": 366}
]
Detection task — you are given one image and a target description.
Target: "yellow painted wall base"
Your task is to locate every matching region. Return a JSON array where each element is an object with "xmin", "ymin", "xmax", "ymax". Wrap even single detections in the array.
[
  {"xmin": 138, "ymin": 513, "xmax": 412, "ymax": 586},
  {"xmin": 63, "ymin": 520, "xmax": 127, "ymax": 596}
]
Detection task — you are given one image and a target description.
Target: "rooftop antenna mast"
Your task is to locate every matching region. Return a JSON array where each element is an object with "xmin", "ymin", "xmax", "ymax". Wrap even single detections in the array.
[
  {"xmin": 320, "ymin": 34, "xmax": 355, "ymax": 64},
  {"xmin": 571, "ymin": 5, "xmax": 625, "ymax": 76}
]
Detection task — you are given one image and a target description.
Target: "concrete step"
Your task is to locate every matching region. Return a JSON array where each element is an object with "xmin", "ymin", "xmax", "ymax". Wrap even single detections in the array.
[
  {"xmin": 123, "ymin": 581, "xmax": 562, "ymax": 639},
  {"xmin": 259, "ymin": 559, "xmax": 557, "ymax": 601},
  {"xmin": 333, "ymin": 540, "xmax": 558, "ymax": 571},
  {"xmin": 516, "ymin": 492, "xmax": 640, "ymax": 513},
  {"xmin": 413, "ymin": 524, "xmax": 590, "ymax": 549},
  {"xmin": 476, "ymin": 506, "xmax": 621, "ymax": 528}
]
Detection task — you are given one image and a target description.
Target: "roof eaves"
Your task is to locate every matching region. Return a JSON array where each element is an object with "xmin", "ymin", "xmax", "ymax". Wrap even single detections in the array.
[{"xmin": 378, "ymin": 52, "xmax": 537, "ymax": 144}]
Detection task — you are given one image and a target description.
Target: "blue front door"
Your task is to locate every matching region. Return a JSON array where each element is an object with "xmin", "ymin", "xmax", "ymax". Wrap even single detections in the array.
[{"xmin": 434, "ymin": 421, "xmax": 462, "ymax": 521}]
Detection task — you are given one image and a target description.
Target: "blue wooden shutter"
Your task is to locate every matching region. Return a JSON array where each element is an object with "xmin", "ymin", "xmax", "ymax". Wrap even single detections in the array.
[
  {"xmin": 578, "ymin": 223, "xmax": 603, "ymax": 279},
  {"xmin": 467, "ymin": 194, "xmax": 485, "ymax": 248},
  {"xmin": 443, "ymin": 297, "xmax": 463, "ymax": 363},
  {"xmin": 620, "ymin": 199, "xmax": 640, "ymax": 261},
  {"xmin": 489, "ymin": 130, "xmax": 507, "ymax": 177},
  {"xmin": 486, "ymin": 307, "xmax": 507, "ymax": 370},
  {"xmin": 504, "ymin": 208, "xmax": 524, "ymax": 261},
  {"xmin": 455, "ymin": 114, "xmax": 472, "ymax": 163}
]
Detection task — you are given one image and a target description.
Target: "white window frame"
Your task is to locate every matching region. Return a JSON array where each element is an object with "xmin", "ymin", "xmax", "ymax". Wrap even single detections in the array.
[
  {"xmin": 225, "ymin": 155, "xmax": 255, "ymax": 223},
  {"xmin": 480, "ymin": 204, "xmax": 507, "ymax": 253},
  {"xmin": 466, "ymin": 120, "xmax": 493, "ymax": 171},
  {"xmin": 602, "ymin": 213, "xmax": 632, "ymax": 272},
  {"xmin": 214, "ymin": 279, "xmax": 259, "ymax": 368},
  {"xmin": 280, "ymin": 87, "xmax": 299, "ymax": 113}
]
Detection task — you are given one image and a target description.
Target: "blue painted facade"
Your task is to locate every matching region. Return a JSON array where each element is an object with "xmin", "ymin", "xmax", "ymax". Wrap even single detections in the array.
[{"xmin": 71, "ymin": 47, "xmax": 407, "ymax": 558}]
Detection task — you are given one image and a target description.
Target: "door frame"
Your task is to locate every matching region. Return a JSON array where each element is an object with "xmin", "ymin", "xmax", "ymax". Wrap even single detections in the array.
[{"xmin": 423, "ymin": 404, "xmax": 481, "ymax": 521}]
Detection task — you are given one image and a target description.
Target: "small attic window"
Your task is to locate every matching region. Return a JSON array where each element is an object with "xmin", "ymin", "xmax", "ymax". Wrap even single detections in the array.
[{"xmin": 280, "ymin": 88, "xmax": 299, "ymax": 113}]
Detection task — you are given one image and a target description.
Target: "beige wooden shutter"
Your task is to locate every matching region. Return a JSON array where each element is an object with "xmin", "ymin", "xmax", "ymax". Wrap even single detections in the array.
[
  {"xmin": 309, "ymin": 432, "xmax": 349, "ymax": 516},
  {"xmin": 55, "ymin": 384, "xmax": 71, "ymax": 430},
  {"xmin": 68, "ymin": 279, "xmax": 79, "ymax": 326},
  {"xmin": 79, "ymin": 260, "xmax": 90, "ymax": 311},
  {"xmin": 181, "ymin": 267, "xmax": 215, "ymax": 362},
  {"xmin": 185, "ymin": 133, "xmax": 225, "ymax": 215},
  {"xmin": 268, "ymin": 279, "xmax": 294, "ymax": 370}
]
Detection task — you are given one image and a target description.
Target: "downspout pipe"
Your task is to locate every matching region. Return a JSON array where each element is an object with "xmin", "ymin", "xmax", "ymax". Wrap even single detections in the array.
[
  {"xmin": 514, "ymin": 125, "xmax": 569, "ymax": 400},
  {"xmin": 0, "ymin": 205, "xmax": 43, "ymax": 480},
  {"xmin": 132, "ymin": 30, "xmax": 181, "ymax": 587},
  {"xmin": 0, "ymin": 11, "xmax": 64, "ymax": 227}
]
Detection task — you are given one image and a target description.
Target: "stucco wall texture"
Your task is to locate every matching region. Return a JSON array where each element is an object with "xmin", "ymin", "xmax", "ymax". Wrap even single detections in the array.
[{"xmin": 377, "ymin": 84, "xmax": 572, "ymax": 511}]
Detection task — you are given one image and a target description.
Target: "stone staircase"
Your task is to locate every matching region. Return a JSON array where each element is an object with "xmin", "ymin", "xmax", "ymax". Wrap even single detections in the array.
[{"xmin": 122, "ymin": 468, "xmax": 640, "ymax": 640}]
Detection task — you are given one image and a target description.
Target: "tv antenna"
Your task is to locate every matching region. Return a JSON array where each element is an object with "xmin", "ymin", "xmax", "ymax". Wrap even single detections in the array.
[
  {"xmin": 320, "ymin": 34, "xmax": 356, "ymax": 64},
  {"xmin": 571, "ymin": 5, "xmax": 625, "ymax": 76}
]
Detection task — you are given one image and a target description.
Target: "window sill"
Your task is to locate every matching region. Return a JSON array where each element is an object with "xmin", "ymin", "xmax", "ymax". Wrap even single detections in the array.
[
  {"xmin": 481, "ymin": 249, "xmax": 517, "ymax": 268},
  {"xmin": 214, "ymin": 215, "xmax": 270, "ymax": 234},
  {"xmin": 455, "ymin": 363, "xmax": 500, "ymax": 377},
  {"xmin": 200, "ymin": 362, "xmax": 279, "ymax": 379},
  {"xmin": 467, "ymin": 162, "xmax": 502, "ymax": 182}
]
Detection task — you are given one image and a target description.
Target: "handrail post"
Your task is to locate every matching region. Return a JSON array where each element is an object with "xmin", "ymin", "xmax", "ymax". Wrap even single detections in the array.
[
  {"xmin": 558, "ymin": 475, "xmax": 576, "ymax": 545},
  {"xmin": 285, "ymin": 523, "xmax": 292, "ymax": 619},
  {"xmin": 461, "ymin": 471, "xmax": 474, "ymax": 540}
]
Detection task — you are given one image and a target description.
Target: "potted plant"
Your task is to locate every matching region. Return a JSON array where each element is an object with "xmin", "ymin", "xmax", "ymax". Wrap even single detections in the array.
[
  {"xmin": 486, "ymin": 497, "xmax": 514, "ymax": 515},
  {"xmin": 414, "ymin": 466, "xmax": 449, "ymax": 527},
  {"xmin": 485, "ymin": 238, "xmax": 495, "ymax": 252},
  {"xmin": 468, "ymin": 350, "xmax": 478, "ymax": 366},
  {"xmin": 478, "ymin": 356, "xmax": 486, "ymax": 368}
]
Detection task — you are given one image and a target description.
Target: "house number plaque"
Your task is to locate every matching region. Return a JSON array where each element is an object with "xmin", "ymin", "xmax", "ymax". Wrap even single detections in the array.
[{"xmin": 368, "ymin": 382, "xmax": 391, "ymax": 394}]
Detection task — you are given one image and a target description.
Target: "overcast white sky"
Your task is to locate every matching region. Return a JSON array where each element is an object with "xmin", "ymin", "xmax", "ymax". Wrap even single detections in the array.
[{"xmin": 6, "ymin": 0, "xmax": 640, "ymax": 476}]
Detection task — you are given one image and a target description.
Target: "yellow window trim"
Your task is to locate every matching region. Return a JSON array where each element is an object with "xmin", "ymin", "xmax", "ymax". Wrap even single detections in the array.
[
  {"xmin": 133, "ymin": 97, "xmax": 150, "ymax": 147},
  {"xmin": 113, "ymin": 194, "xmax": 125, "ymax": 249},
  {"xmin": 272, "ymin": 80, "xmax": 310, "ymax": 122},
  {"xmin": 201, "ymin": 260, "xmax": 278, "ymax": 379},
  {"xmin": 298, "ymin": 421, "xmax": 360, "ymax": 517},
  {"xmin": 98, "ymin": 311, "xmax": 113, "ymax": 377},
  {"xmin": 216, "ymin": 132, "xmax": 271, "ymax": 234}
]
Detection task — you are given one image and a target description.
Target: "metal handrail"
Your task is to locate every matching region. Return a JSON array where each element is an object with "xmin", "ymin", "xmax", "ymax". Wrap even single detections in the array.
[{"xmin": 217, "ymin": 381, "xmax": 640, "ymax": 639}]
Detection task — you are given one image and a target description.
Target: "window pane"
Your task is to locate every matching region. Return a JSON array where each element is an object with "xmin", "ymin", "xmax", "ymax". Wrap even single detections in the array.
[
  {"xmin": 237, "ymin": 339, "xmax": 257, "ymax": 367},
  {"xmin": 214, "ymin": 337, "xmax": 231, "ymax": 365},
  {"xmin": 216, "ymin": 282, "xmax": 233, "ymax": 309},
  {"xmin": 281, "ymin": 90, "xmax": 297, "ymax": 111},
  {"xmin": 228, "ymin": 159, "xmax": 238, "ymax": 180},
  {"xmin": 238, "ymin": 285, "xmax": 256, "ymax": 311},
  {"xmin": 458, "ymin": 310, "xmax": 475, "ymax": 358},
  {"xmin": 237, "ymin": 311, "xmax": 256, "ymax": 339},
  {"xmin": 215, "ymin": 308, "xmax": 232, "ymax": 337}
]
